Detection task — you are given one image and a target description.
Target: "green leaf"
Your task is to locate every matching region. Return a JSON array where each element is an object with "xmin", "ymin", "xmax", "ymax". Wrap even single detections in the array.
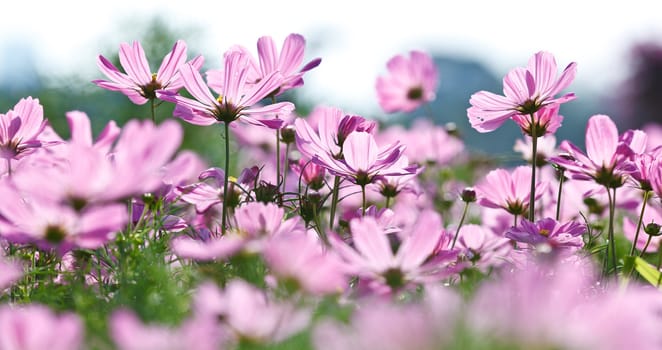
[{"xmin": 634, "ymin": 256, "xmax": 662, "ymax": 289}]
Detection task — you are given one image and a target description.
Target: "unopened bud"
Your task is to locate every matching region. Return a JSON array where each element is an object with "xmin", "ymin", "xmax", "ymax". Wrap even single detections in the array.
[
  {"xmin": 645, "ymin": 222, "xmax": 662, "ymax": 236},
  {"xmin": 460, "ymin": 188, "xmax": 476, "ymax": 203}
]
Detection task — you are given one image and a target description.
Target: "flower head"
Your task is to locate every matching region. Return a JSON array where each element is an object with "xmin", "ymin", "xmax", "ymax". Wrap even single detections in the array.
[
  {"xmin": 94, "ymin": 40, "xmax": 203, "ymax": 104},
  {"xmin": 468, "ymin": 51, "xmax": 577, "ymax": 133},
  {"xmin": 0, "ymin": 97, "xmax": 49, "ymax": 161},
  {"xmin": 376, "ymin": 50, "xmax": 439, "ymax": 113},
  {"xmin": 506, "ymin": 218, "xmax": 586, "ymax": 254},
  {"xmin": 475, "ymin": 166, "xmax": 548, "ymax": 216}
]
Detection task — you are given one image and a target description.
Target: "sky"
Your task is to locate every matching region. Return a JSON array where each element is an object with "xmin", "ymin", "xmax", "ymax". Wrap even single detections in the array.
[{"xmin": 1, "ymin": 0, "xmax": 662, "ymax": 115}]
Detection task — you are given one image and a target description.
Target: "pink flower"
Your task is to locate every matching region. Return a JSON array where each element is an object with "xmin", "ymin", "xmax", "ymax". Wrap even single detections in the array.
[
  {"xmin": 506, "ymin": 218, "xmax": 586, "ymax": 254},
  {"xmin": 110, "ymin": 310, "xmax": 223, "ymax": 350},
  {"xmin": 0, "ymin": 97, "xmax": 49, "ymax": 162},
  {"xmin": 550, "ymin": 114, "xmax": 635, "ymax": 188},
  {"xmin": 192, "ymin": 280, "xmax": 311, "ymax": 343},
  {"xmin": 93, "ymin": 40, "xmax": 203, "ymax": 105},
  {"xmin": 263, "ymin": 232, "xmax": 348, "ymax": 295},
  {"xmin": 376, "ymin": 50, "xmax": 439, "ymax": 113},
  {"xmin": 0, "ymin": 254, "xmax": 21, "ymax": 291},
  {"xmin": 513, "ymin": 134, "xmax": 557, "ymax": 165},
  {"xmin": 0, "ymin": 304, "xmax": 83, "ymax": 350},
  {"xmin": 455, "ymin": 224, "xmax": 512, "ymax": 271},
  {"xmin": 209, "ymin": 33, "xmax": 321, "ymax": 96},
  {"xmin": 475, "ymin": 166, "xmax": 548, "ymax": 216},
  {"xmin": 330, "ymin": 210, "xmax": 457, "ymax": 293},
  {"xmin": 511, "ymin": 104, "xmax": 564, "ymax": 137},
  {"xmin": 468, "ymin": 51, "xmax": 577, "ymax": 133},
  {"xmin": 158, "ymin": 51, "xmax": 293, "ymax": 127}
]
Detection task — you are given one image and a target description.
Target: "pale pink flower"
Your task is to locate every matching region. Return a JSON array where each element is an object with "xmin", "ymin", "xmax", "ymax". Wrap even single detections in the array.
[
  {"xmin": 192, "ymin": 279, "xmax": 311, "ymax": 343},
  {"xmin": 94, "ymin": 40, "xmax": 203, "ymax": 105},
  {"xmin": 158, "ymin": 51, "xmax": 293, "ymax": 128},
  {"xmin": 263, "ymin": 232, "xmax": 348, "ymax": 295},
  {"xmin": 209, "ymin": 33, "xmax": 321, "ymax": 96},
  {"xmin": 513, "ymin": 134, "xmax": 557, "ymax": 165},
  {"xmin": 376, "ymin": 50, "xmax": 439, "ymax": 113},
  {"xmin": 0, "ymin": 254, "xmax": 21, "ymax": 291},
  {"xmin": 0, "ymin": 304, "xmax": 83, "ymax": 350},
  {"xmin": 110, "ymin": 310, "xmax": 223, "ymax": 350},
  {"xmin": 468, "ymin": 51, "xmax": 577, "ymax": 133},
  {"xmin": 455, "ymin": 224, "xmax": 512, "ymax": 271},
  {"xmin": 511, "ymin": 104, "xmax": 564, "ymax": 137}
]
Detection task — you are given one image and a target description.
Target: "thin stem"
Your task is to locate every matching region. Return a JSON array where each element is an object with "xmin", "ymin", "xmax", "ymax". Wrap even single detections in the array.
[
  {"xmin": 555, "ymin": 169, "xmax": 565, "ymax": 221},
  {"xmin": 276, "ymin": 129, "xmax": 281, "ymax": 194},
  {"xmin": 606, "ymin": 186, "xmax": 617, "ymax": 276},
  {"xmin": 6, "ymin": 158, "xmax": 11, "ymax": 177},
  {"xmin": 528, "ymin": 113, "xmax": 538, "ymax": 221},
  {"xmin": 656, "ymin": 248, "xmax": 662, "ymax": 287},
  {"xmin": 329, "ymin": 176, "xmax": 341, "ymax": 231},
  {"xmin": 451, "ymin": 201, "xmax": 470, "ymax": 249},
  {"xmin": 385, "ymin": 196, "xmax": 392, "ymax": 209},
  {"xmin": 361, "ymin": 184, "xmax": 367, "ymax": 217},
  {"xmin": 629, "ymin": 190, "xmax": 650, "ymax": 256},
  {"xmin": 221, "ymin": 122, "xmax": 231, "ymax": 235},
  {"xmin": 150, "ymin": 98, "xmax": 156, "ymax": 122},
  {"xmin": 640, "ymin": 235, "xmax": 654, "ymax": 258},
  {"xmin": 282, "ymin": 143, "xmax": 291, "ymax": 195},
  {"xmin": 513, "ymin": 214, "xmax": 519, "ymax": 227}
]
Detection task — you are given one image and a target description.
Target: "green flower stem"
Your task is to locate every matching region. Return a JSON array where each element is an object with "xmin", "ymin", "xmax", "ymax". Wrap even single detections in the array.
[
  {"xmin": 385, "ymin": 196, "xmax": 392, "ymax": 209},
  {"xmin": 451, "ymin": 201, "xmax": 470, "ymax": 249},
  {"xmin": 555, "ymin": 169, "xmax": 565, "ymax": 221},
  {"xmin": 150, "ymin": 98, "xmax": 156, "ymax": 122},
  {"xmin": 361, "ymin": 184, "xmax": 367, "ymax": 217},
  {"xmin": 329, "ymin": 176, "xmax": 341, "ymax": 231},
  {"xmin": 606, "ymin": 187, "xmax": 617, "ymax": 276},
  {"xmin": 282, "ymin": 143, "xmax": 291, "ymax": 195},
  {"xmin": 528, "ymin": 113, "xmax": 538, "ymax": 222},
  {"xmin": 275, "ymin": 128, "xmax": 282, "ymax": 206},
  {"xmin": 629, "ymin": 190, "xmax": 650, "ymax": 256},
  {"xmin": 640, "ymin": 235, "xmax": 654, "ymax": 258},
  {"xmin": 221, "ymin": 122, "xmax": 231, "ymax": 235}
]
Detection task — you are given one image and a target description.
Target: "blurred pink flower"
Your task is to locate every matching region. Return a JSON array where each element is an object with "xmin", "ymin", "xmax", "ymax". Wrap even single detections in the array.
[
  {"xmin": 475, "ymin": 166, "xmax": 548, "ymax": 216},
  {"xmin": 0, "ymin": 304, "xmax": 83, "ymax": 350},
  {"xmin": 455, "ymin": 224, "xmax": 512, "ymax": 271},
  {"xmin": 209, "ymin": 33, "xmax": 321, "ymax": 96},
  {"xmin": 506, "ymin": 217, "xmax": 586, "ymax": 254},
  {"xmin": 94, "ymin": 40, "xmax": 203, "ymax": 105},
  {"xmin": 110, "ymin": 309, "xmax": 223, "ymax": 350},
  {"xmin": 376, "ymin": 50, "xmax": 439, "ymax": 113},
  {"xmin": 158, "ymin": 51, "xmax": 293, "ymax": 128},
  {"xmin": 468, "ymin": 51, "xmax": 577, "ymax": 133},
  {"xmin": 0, "ymin": 97, "xmax": 50, "ymax": 167},
  {"xmin": 0, "ymin": 254, "xmax": 21, "ymax": 291}
]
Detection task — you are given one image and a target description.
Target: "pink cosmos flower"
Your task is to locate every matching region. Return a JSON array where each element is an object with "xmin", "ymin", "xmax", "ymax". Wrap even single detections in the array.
[
  {"xmin": 475, "ymin": 166, "xmax": 548, "ymax": 216},
  {"xmin": 263, "ymin": 232, "xmax": 349, "ymax": 295},
  {"xmin": 550, "ymin": 114, "xmax": 635, "ymax": 188},
  {"xmin": 0, "ymin": 254, "xmax": 21, "ymax": 291},
  {"xmin": 330, "ymin": 210, "xmax": 457, "ymax": 293},
  {"xmin": 158, "ymin": 51, "xmax": 293, "ymax": 128},
  {"xmin": 93, "ymin": 40, "xmax": 203, "ymax": 105},
  {"xmin": 110, "ymin": 310, "xmax": 223, "ymax": 350},
  {"xmin": 376, "ymin": 50, "xmax": 439, "ymax": 113},
  {"xmin": 468, "ymin": 51, "xmax": 577, "ymax": 133},
  {"xmin": 506, "ymin": 218, "xmax": 586, "ymax": 254},
  {"xmin": 0, "ymin": 304, "xmax": 83, "ymax": 350},
  {"xmin": 290, "ymin": 158, "xmax": 326, "ymax": 191},
  {"xmin": 0, "ymin": 97, "xmax": 49, "ymax": 165},
  {"xmin": 455, "ymin": 224, "xmax": 512, "ymax": 272},
  {"xmin": 192, "ymin": 279, "xmax": 311, "ymax": 344},
  {"xmin": 209, "ymin": 33, "xmax": 321, "ymax": 96}
]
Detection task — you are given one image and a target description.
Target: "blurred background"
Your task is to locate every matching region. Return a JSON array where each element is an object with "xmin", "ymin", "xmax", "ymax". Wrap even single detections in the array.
[{"xmin": 1, "ymin": 0, "xmax": 661, "ymax": 164}]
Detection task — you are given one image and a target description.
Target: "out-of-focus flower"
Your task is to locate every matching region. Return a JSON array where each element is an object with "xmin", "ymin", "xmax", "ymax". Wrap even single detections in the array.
[
  {"xmin": 94, "ymin": 40, "xmax": 203, "ymax": 105},
  {"xmin": 376, "ymin": 50, "xmax": 439, "ymax": 113},
  {"xmin": 506, "ymin": 218, "xmax": 586, "ymax": 254},
  {"xmin": 475, "ymin": 166, "xmax": 547, "ymax": 216},
  {"xmin": 455, "ymin": 224, "xmax": 512, "ymax": 271},
  {"xmin": 468, "ymin": 51, "xmax": 577, "ymax": 133},
  {"xmin": 0, "ymin": 304, "xmax": 83, "ymax": 350},
  {"xmin": 0, "ymin": 254, "xmax": 21, "ymax": 291}
]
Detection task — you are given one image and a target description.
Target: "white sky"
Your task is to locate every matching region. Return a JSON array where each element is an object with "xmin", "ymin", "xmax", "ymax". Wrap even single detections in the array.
[{"xmin": 1, "ymin": 0, "xmax": 662, "ymax": 115}]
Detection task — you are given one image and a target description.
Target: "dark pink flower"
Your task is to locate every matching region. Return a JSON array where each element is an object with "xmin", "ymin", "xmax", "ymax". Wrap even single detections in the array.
[
  {"xmin": 94, "ymin": 40, "xmax": 203, "ymax": 105},
  {"xmin": 468, "ymin": 51, "xmax": 577, "ymax": 133},
  {"xmin": 376, "ymin": 50, "xmax": 439, "ymax": 113},
  {"xmin": 506, "ymin": 218, "xmax": 586, "ymax": 253}
]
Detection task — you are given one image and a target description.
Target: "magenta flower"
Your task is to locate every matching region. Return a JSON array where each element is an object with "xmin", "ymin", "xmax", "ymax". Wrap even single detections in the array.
[
  {"xmin": 376, "ymin": 50, "xmax": 439, "ymax": 113},
  {"xmin": 290, "ymin": 158, "xmax": 326, "ymax": 191},
  {"xmin": 0, "ymin": 304, "xmax": 83, "ymax": 350},
  {"xmin": 0, "ymin": 97, "xmax": 49, "ymax": 163},
  {"xmin": 209, "ymin": 33, "xmax": 321, "ymax": 96},
  {"xmin": 550, "ymin": 114, "xmax": 635, "ymax": 188},
  {"xmin": 158, "ymin": 51, "xmax": 293, "ymax": 128},
  {"xmin": 468, "ymin": 51, "xmax": 577, "ymax": 133},
  {"xmin": 475, "ymin": 166, "xmax": 548, "ymax": 216},
  {"xmin": 506, "ymin": 218, "xmax": 586, "ymax": 253},
  {"xmin": 93, "ymin": 40, "xmax": 203, "ymax": 105}
]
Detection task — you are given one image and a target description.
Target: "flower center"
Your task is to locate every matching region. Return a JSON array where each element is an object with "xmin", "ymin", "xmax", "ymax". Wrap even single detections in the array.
[{"xmin": 406, "ymin": 86, "xmax": 424, "ymax": 101}]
